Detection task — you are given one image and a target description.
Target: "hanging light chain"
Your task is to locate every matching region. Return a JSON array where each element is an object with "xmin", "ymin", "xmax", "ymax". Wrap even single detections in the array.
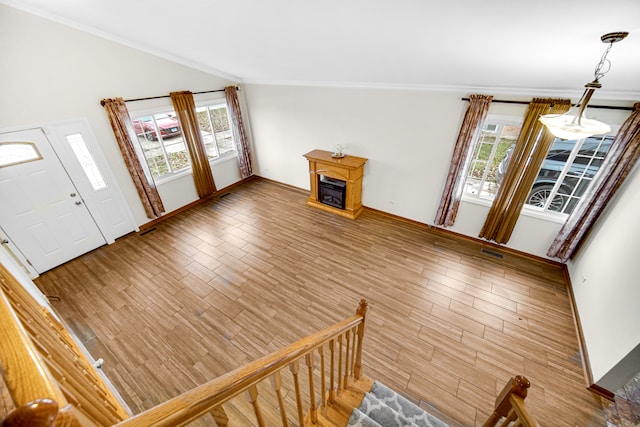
[
  {"xmin": 592, "ymin": 32, "xmax": 628, "ymax": 83},
  {"xmin": 593, "ymin": 42, "xmax": 613, "ymax": 82}
]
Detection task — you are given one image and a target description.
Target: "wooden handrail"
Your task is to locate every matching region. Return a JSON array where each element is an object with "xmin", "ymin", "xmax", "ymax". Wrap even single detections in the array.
[
  {"xmin": 115, "ymin": 299, "xmax": 369, "ymax": 427},
  {"xmin": 483, "ymin": 375, "xmax": 537, "ymax": 427},
  {"xmin": 0, "ymin": 263, "xmax": 130, "ymax": 427},
  {"xmin": 0, "ymin": 290, "xmax": 67, "ymax": 413}
]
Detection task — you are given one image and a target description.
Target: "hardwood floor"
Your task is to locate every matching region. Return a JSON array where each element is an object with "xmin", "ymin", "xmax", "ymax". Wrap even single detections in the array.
[{"xmin": 34, "ymin": 178, "xmax": 609, "ymax": 426}]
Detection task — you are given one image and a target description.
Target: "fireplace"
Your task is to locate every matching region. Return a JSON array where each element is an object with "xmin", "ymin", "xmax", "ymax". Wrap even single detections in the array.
[
  {"xmin": 304, "ymin": 149, "xmax": 367, "ymax": 219},
  {"xmin": 318, "ymin": 175, "xmax": 346, "ymax": 210}
]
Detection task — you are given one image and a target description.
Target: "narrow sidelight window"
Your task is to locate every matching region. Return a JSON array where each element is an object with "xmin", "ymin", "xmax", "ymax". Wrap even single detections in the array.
[{"xmin": 66, "ymin": 133, "xmax": 107, "ymax": 191}]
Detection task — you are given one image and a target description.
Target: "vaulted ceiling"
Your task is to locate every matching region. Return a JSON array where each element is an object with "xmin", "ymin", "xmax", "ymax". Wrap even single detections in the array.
[{"xmin": 4, "ymin": 0, "xmax": 640, "ymax": 100}]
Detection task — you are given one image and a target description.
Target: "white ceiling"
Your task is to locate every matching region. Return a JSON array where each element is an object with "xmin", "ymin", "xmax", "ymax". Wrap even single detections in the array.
[{"xmin": 4, "ymin": 0, "xmax": 640, "ymax": 100}]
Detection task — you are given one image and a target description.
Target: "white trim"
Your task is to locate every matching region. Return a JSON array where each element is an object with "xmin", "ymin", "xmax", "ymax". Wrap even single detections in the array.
[
  {"xmin": 0, "ymin": 227, "xmax": 39, "ymax": 278},
  {"xmin": 3, "ymin": 0, "xmax": 637, "ymax": 101},
  {"xmin": 460, "ymin": 196, "xmax": 569, "ymax": 225},
  {"xmin": 242, "ymin": 79, "xmax": 640, "ymax": 101},
  {"xmin": 132, "ymin": 99, "xmax": 239, "ymax": 184},
  {"xmin": 1, "ymin": 119, "xmax": 139, "ymax": 243},
  {"xmin": 155, "ymin": 153, "xmax": 239, "ymax": 186}
]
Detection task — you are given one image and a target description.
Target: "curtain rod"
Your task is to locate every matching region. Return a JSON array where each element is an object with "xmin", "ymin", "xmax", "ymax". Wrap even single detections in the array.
[
  {"xmin": 461, "ymin": 97, "xmax": 633, "ymax": 111},
  {"xmin": 123, "ymin": 87, "xmax": 239, "ymax": 103}
]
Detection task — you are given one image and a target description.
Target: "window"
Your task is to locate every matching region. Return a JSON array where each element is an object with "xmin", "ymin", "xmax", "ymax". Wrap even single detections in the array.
[
  {"xmin": 463, "ymin": 117, "xmax": 615, "ymax": 216},
  {"xmin": 66, "ymin": 133, "xmax": 107, "ymax": 190},
  {"xmin": 131, "ymin": 101, "xmax": 236, "ymax": 180},
  {"xmin": 525, "ymin": 134, "xmax": 614, "ymax": 214},
  {"xmin": 0, "ymin": 142, "xmax": 43, "ymax": 167},
  {"xmin": 196, "ymin": 102, "xmax": 235, "ymax": 159},
  {"xmin": 463, "ymin": 120, "xmax": 521, "ymax": 200},
  {"xmin": 132, "ymin": 111, "xmax": 188, "ymax": 178}
]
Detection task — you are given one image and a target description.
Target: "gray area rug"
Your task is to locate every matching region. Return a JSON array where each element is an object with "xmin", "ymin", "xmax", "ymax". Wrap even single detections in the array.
[{"xmin": 347, "ymin": 381, "xmax": 449, "ymax": 427}]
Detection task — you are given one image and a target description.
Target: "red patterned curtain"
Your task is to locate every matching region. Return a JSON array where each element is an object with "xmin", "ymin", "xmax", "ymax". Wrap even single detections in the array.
[
  {"xmin": 225, "ymin": 86, "xmax": 253, "ymax": 179},
  {"xmin": 548, "ymin": 102, "xmax": 640, "ymax": 261},
  {"xmin": 101, "ymin": 97, "xmax": 165, "ymax": 219},
  {"xmin": 170, "ymin": 91, "xmax": 217, "ymax": 198},
  {"xmin": 434, "ymin": 94, "xmax": 493, "ymax": 227}
]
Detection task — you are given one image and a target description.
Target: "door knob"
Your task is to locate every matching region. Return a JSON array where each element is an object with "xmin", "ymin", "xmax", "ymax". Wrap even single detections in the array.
[
  {"xmin": 70, "ymin": 193, "xmax": 77, "ymax": 197},
  {"xmin": 75, "ymin": 201, "xmax": 82, "ymax": 206},
  {"xmin": 1, "ymin": 239, "xmax": 8, "ymax": 245}
]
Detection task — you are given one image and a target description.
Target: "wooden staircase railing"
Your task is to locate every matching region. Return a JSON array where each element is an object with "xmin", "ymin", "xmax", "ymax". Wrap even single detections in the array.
[
  {"xmin": 0, "ymin": 263, "xmax": 131, "ymax": 427},
  {"xmin": 114, "ymin": 299, "xmax": 370, "ymax": 427},
  {"xmin": 1, "ymin": 258, "xmax": 541, "ymax": 427},
  {"xmin": 483, "ymin": 375, "xmax": 538, "ymax": 427}
]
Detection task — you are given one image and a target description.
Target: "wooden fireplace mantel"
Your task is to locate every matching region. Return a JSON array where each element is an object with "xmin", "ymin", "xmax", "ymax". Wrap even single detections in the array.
[{"xmin": 303, "ymin": 149, "xmax": 368, "ymax": 219}]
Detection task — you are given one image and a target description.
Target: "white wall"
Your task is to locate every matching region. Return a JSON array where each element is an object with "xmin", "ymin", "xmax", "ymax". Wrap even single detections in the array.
[
  {"xmin": 244, "ymin": 84, "xmax": 639, "ymax": 391},
  {"xmin": 0, "ymin": 242, "xmax": 52, "ymax": 312},
  {"xmin": 0, "ymin": 5, "xmax": 243, "ymax": 227},
  {"xmin": 568, "ymin": 160, "xmax": 640, "ymax": 390},
  {"xmin": 3, "ymin": 3, "xmax": 638, "ymax": 394},
  {"xmin": 245, "ymin": 85, "xmax": 464, "ymax": 222},
  {"xmin": 244, "ymin": 84, "xmax": 632, "ymax": 258}
]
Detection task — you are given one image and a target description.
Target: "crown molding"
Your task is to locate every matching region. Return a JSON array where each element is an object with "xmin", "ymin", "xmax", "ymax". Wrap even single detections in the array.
[
  {"xmin": 241, "ymin": 79, "xmax": 639, "ymax": 102},
  {"xmin": 3, "ymin": 1, "xmax": 637, "ymax": 102}
]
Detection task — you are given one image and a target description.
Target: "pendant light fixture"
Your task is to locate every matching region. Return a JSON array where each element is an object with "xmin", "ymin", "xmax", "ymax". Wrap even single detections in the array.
[{"xmin": 539, "ymin": 32, "xmax": 628, "ymax": 140}]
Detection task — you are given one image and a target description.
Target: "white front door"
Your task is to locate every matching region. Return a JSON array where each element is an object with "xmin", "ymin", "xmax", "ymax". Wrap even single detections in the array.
[{"xmin": 0, "ymin": 128, "xmax": 106, "ymax": 273}]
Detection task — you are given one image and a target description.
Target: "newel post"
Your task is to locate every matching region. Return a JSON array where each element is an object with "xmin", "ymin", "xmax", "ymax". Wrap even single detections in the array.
[
  {"xmin": 353, "ymin": 299, "xmax": 369, "ymax": 379},
  {"xmin": 1, "ymin": 399, "xmax": 58, "ymax": 427},
  {"xmin": 482, "ymin": 375, "xmax": 530, "ymax": 427}
]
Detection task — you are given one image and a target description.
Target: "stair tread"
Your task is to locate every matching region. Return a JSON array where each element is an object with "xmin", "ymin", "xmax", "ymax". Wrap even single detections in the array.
[{"xmin": 346, "ymin": 381, "xmax": 450, "ymax": 427}]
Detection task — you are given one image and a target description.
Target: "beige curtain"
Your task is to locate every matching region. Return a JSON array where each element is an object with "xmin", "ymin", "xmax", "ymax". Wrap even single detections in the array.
[
  {"xmin": 224, "ymin": 86, "xmax": 253, "ymax": 178},
  {"xmin": 170, "ymin": 91, "xmax": 217, "ymax": 198},
  {"xmin": 548, "ymin": 102, "xmax": 640, "ymax": 261},
  {"xmin": 434, "ymin": 94, "xmax": 493, "ymax": 226},
  {"xmin": 101, "ymin": 97, "xmax": 165, "ymax": 219},
  {"xmin": 479, "ymin": 98, "xmax": 571, "ymax": 243}
]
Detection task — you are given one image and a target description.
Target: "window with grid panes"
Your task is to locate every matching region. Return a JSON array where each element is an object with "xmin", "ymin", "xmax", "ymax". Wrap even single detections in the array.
[{"xmin": 462, "ymin": 117, "xmax": 615, "ymax": 216}]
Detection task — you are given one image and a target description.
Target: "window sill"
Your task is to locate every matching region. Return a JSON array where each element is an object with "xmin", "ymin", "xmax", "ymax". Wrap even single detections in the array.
[
  {"xmin": 154, "ymin": 153, "xmax": 238, "ymax": 186},
  {"xmin": 209, "ymin": 152, "xmax": 238, "ymax": 167},
  {"xmin": 155, "ymin": 168, "xmax": 193, "ymax": 186},
  {"xmin": 460, "ymin": 195, "xmax": 569, "ymax": 225}
]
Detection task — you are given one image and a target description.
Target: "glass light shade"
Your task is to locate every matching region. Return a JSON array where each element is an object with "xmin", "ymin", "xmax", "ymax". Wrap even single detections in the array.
[{"xmin": 540, "ymin": 113, "xmax": 611, "ymax": 140}]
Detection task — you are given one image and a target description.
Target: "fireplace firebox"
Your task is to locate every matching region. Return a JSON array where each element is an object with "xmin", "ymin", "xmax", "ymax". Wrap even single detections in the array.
[{"xmin": 318, "ymin": 176, "xmax": 346, "ymax": 210}]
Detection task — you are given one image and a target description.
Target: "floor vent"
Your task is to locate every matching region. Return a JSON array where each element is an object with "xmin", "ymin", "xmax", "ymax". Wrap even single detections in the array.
[
  {"xmin": 219, "ymin": 192, "xmax": 232, "ymax": 198},
  {"xmin": 481, "ymin": 248, "xmax": 504, "ymax": 259},
  {"xmin": 139, "ymin": 227, "xmax": 157, "ymax": 236}
]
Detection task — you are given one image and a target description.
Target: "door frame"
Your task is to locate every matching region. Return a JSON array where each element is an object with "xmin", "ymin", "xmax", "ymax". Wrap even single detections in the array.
[
  {"xmin": 1, "ymin": 227, "xmax": 38, "ymax": 277},
  {"xmin": 0, "ymin": 119, "xmax": 137, "ymax": 277},
  {"xmin": 44, "ymin": 118, "xmax": 138, "ymax": 242}
]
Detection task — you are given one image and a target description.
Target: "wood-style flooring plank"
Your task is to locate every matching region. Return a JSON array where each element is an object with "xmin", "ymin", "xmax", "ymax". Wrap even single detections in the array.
[{"xmin": 33, "ymin": 178, "xmax": 608, "ymax": 426}]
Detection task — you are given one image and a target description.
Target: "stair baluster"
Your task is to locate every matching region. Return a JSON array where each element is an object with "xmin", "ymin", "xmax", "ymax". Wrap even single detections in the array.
[
  {"xmin": 305, "ymin": 352, "xmax": 318, "ymax": 424},
  {"xmin": 344, "ymin": 329, "xmax": 351, "ymax": 390},
  {"xmin": 0, "ymin": 264, "xmax": 130, "ymax": 427},
  {"xmin": 269, "ymin": 372, "xmax": 289, "ymax": 427},
  {"xmin": 329, "ymin": 339, "xmax": 336, "ymax": 404},
  {"xmin": 245, "ymin": 385, "xmax": 265, "ymax": 426},
  {"xmin": 319, "ymin": 344, "xmax": 327, "ymax": 412},
  {"xmin": 289, "ymin": 360, "xmax": 305, "ymax": 426},
  {"xmin": 337, "ymin": 334, "xmax": 344, "ymax": 397},
  {"xmin": 3, "ymin": 281, "xmax": 370, "ymax": 427},
  {"xmin": 209, "ymin": 405, "xmax": 228, "ymax": 427},
  {"xmin": 349, "ymin": 327, "xmax": 357, "ymax": 379}
]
